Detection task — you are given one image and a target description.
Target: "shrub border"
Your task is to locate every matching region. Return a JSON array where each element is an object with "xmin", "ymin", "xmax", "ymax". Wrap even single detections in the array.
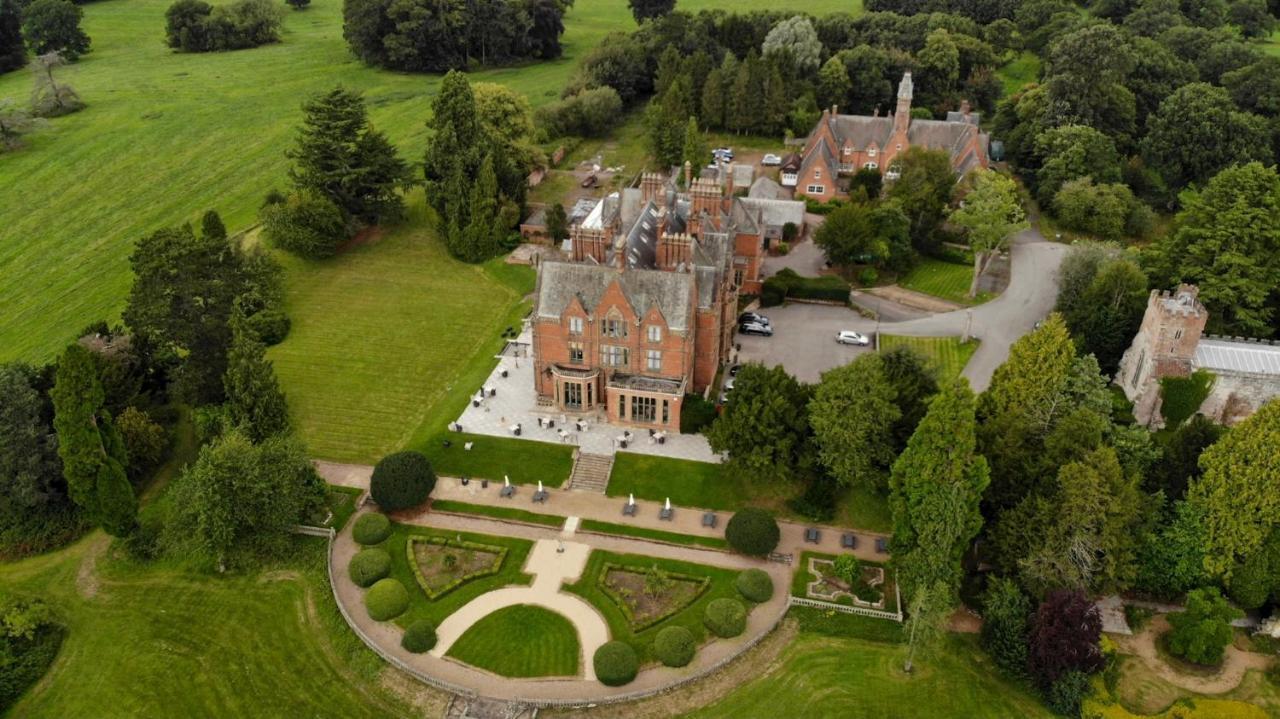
[
  {"xmin": 596, "ymin": 561, "xmax": 711, "ymax": 632},
  {"xmin": 406, "ymin": 535, "xmax": 507, "ymax": 600}
]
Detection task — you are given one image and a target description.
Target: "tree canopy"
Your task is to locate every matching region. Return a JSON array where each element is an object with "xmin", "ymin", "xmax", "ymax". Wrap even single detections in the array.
[
  {"xmin": 809, "ymin": 354, "xmax": 901, "ymax": 491},
  {"xmin": 707, "ymin": 364, "xmax": 810, "ymax": 484}
]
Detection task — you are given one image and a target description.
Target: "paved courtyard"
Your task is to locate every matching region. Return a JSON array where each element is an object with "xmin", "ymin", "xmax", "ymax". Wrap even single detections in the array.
[
  {"xmin": 733, "ymin": 304, "xmax": 877, "ymax": 384},
  {"xmin": 452, "ymin": 328, "xmax": 720, "ymax": 463}
]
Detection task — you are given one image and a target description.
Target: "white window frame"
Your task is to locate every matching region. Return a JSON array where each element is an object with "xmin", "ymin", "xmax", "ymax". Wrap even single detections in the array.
[
  {"xmin": 864, "ymin": 162, "xmax": 878, "ymax": 170},
  {"xmin": 646, "ymin": 349, "xmax": 661, "ymax": 371},
  {"xmin": 868, "ymin": 147, "xmax": 877, "ymax": 158},
  {"xmin": 568, "ymin": 316, "xmax": 583, "ymax": 334},
  {"xmin": 806, "ymin": 184, "xmax": 826, "ymax": 194},
  {"xmin": 647, "ymin": 325, "xmax": 661, "ymax": 343}
]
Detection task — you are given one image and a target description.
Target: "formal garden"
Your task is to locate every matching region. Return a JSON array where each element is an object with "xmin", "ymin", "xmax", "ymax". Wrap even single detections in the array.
[{"xmin": 791, "ymin": 552, "xmax": 900, "ymax": 616}]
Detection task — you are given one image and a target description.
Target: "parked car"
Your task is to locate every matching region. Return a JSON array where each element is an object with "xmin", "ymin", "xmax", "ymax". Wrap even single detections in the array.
[
  {"xmin": 836, "ymin": 330, "xmax": 871, "ymax": 346},
  {"xmin": 738, "ymin": 311, "xmax": 770, "ymax": 326},
  {"xmin": 762, "ymin": 153, "xmax": 782, "ymax": 166},
  {"xmin": 713, "ymin": 147, "xmax": 734, "ymax": 161},
  {"xmin": 739, "ymin": 321, "xmax": 773, "ymax": 337},
  {"xmin": 724, "ymin": 376, "xmax": 736, "ymax": 392},
  {"xmin": 728, "ymin": 363, "xmax": 742, "ymax": 377}
]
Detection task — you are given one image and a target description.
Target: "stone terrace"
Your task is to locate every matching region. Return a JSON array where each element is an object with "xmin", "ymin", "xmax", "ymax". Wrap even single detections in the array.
[{"xmin": 452, "ymin": 329, "xmax": 721, "ymax": 463}]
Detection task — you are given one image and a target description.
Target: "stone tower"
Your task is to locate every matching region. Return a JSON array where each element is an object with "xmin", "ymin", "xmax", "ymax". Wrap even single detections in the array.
[
  {"xmin": 893, "ymin": 72, "xmax": 913, "ymax": 135},
  {"xmin": 1115, "ymin": 284, "xmax": 1208, "ymax": 426}
]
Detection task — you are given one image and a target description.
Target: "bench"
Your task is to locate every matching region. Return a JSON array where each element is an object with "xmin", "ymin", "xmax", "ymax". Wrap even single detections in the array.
[
  {"xmin": 841, "ymin": 533, "xmax": 857, "ymax": 549},
  {"xmin": 701, "ymin": 512, "xmax": 718, "ymax": 528},
  {"xmin": 875, "ymin": 537, "xmax": 888, "ymax": 554},
  {"xmin": 804, "ymin": 528, "xmax": 821, "ymax": 544}
]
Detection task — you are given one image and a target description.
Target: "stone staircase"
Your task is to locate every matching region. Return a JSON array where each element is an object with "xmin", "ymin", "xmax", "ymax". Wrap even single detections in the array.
[
  {"xmin": 567, "ymin": 452, "xmax": 613, "ymax": 493},
  {"xmin": 444, "ymin": 696, "xmax": 535, "ymax": 719}
]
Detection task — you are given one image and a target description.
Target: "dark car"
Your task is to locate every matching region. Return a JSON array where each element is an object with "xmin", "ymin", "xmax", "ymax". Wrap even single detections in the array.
[
  {"xmin": 738, "ymin": 311, "xmax": 770, "ymax": 326},
  {"xmin": 738, "ymin": 321, "xmax": 773, "ymax": 337}
]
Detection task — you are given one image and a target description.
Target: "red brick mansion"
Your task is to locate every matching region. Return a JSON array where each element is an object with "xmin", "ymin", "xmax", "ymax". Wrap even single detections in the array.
[
  {"xmin": 795, "ymin": 72, "xmax": 990, "ymax": 202},
  {"xmin": 531, "ymin": 172, "xmax": 801, "ymax": 433}
]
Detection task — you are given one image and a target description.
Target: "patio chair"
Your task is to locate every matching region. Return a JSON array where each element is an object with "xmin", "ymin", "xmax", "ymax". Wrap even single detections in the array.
[
  {"xmin": 804, "ymin": 528, "xmax": 821, "ymax": 544},
  {"xmin": 622, "ymin": 503, "xmax": 638, "ymax": 517},
  {"xmin": 532, "ymin": 490, "xmax": 548, "ymax": 503},
  {"xmin": 702, "ymin": 512, "xmax": 718, "ymax": 528},
  {"xmin": 659, "ymin": 507, "xmax": 673, "ymax": 521},
  {"xmin": 841, "ymin": 533, "xmax": 857, "ymax": 549}
]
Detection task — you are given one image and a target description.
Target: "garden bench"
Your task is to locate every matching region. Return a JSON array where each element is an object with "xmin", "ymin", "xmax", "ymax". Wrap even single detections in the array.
[
  {"xmin": 701, "ymin": 512, "xmax": 718, "ymax": 528},
  {"xmin": 875, "ymin": 537, "xmax": 888, "ymax": 554},
  {"xmin": 804, "ymin": 528, "xmax": 821, "ymax": 544},
  {"xmin": 841, "ymin": 533, "xmax": 857, "ymax": 549}
]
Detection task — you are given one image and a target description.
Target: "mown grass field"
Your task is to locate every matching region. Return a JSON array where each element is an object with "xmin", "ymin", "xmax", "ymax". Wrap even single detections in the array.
[
  {"xmin": 996, "ymin": 51, "xmax": 1041, "ymax": 96},
  {"xmin": 0, "ymin": 0, "xmax": 855, "ymax": 364},
  {"xmin": 689, "ymin": 632, "xmax": 1055, "ymax": 719},
  {"xmin": 899, "ymin": 257, "xmax": 979, "ymax": 305},
  {"xmin": 0, "ymin": 537, "xmax": 419, "ymax": 718},
  {"xmin": 446, "ymin": 604, "xmax": 581, "ymax": 678},
  {"xmin": 878, "ymin": 335, "xmax": 980, "ymax": 384}
]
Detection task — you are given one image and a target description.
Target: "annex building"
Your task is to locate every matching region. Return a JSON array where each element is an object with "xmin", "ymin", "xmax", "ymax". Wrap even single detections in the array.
[{"xmin": 795, "ymin": 71, "xmax": 990, "ymax": 202}]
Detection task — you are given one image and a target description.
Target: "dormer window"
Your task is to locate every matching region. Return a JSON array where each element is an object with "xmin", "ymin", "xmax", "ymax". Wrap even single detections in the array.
[
  {"xmin": 601, "ymin": 313, "xmax": 627, "ymax": 338},
  {"xmin": 647, "ymin": 325, "xmax": 662, "ymax": 342},
  {"xmin": 868, "ymin": 148, "xmax": 877, "ymax": 158},
  {"xmin": 843, "ymin": 147, "xmax": 852, "ymax": 156},
  {"xmin": 569, "ymin": 316, "xmax": 583, "ymax": 334}
]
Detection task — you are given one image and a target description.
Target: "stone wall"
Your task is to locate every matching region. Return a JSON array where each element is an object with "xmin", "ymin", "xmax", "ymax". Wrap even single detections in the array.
[{"xmin": 1199, "ymin": 371, "xmax": 1280, "ymax": 426}]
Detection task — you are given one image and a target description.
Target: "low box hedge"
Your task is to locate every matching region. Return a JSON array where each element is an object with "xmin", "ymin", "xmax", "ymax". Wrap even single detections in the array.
[
  {"xmin": 597, "ymin": 562, "xmax": 710, "ymax": 632},
  {"xmin": 406, "ymin": 536, "xmax": 508, "ymax": 600}
]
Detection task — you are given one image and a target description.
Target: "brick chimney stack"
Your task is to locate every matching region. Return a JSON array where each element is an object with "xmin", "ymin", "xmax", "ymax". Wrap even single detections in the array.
[
  {"xmin": 894, "ymin": 72, "xmax": 913, "ymax": 135},
  {"xmin": 640, "ymin": 172, "xmax": 664, "ymax": 205},
  {"xmin": 658, "ymin": 232, "xmax": 692, "ymax": 270},
  {"xmin": 570, "ymin": 225, "xmax": 608, "ymax": 264}
]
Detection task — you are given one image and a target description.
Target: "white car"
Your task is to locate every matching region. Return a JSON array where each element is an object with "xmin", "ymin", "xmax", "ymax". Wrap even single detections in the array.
[
  {"xmin": 836, "ymin": 330, "xmax": 870, "ymax": 346},
  {"xmin": 762, "ymin": 153, "xmax": 782, "ymax": 166}
]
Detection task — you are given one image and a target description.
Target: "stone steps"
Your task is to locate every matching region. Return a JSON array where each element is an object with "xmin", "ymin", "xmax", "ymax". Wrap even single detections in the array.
[
  {"xmin": 444, "ymin": 696, "xmax": 535, "ymax": 719},
  {"xmin": 567, "ymin": 452, "xmax": 613, "ymax": 493}
]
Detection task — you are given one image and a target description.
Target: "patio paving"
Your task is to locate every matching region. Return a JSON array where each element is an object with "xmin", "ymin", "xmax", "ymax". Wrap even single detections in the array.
[{"xmin": 451, "ymin": 328, "xmax": 721, "ymax": 464}]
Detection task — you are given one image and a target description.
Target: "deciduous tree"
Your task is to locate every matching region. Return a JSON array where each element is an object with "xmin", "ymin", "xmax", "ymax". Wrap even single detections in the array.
[
  {"xmin": 21, "ymin": 0, "xmax": 90, "ymax": 61},
  {"xmin": 1031, "ymin": 125, "xmax": 1122, "ymax": 207},
  {"xmin": 626, "ymin": 0, "xmax": 674, "ymax": 24},
  {"xmin": 1141, "ymin": 83, "xmax": 1270, "ymax": 190},
  {"xmin": 1027, "ymin": 589, "xmax": 1105, "ymax": 690},
  {"xmin": 813, "ymin": 201, "xmax": 911, "ymax": 271},
  {"xmin": 762, "ymin": 15, "xmax": 821, "ymax": 73},
  {"xmin": 887, "ymin": 147, "xmax": 955, "ymax": 254},
  {"xmin": 1062, "ymin": 255, "xmax": 1148, "ymax": 373},
  {"xmin": 0, "ymin": 362, "xmax": 68, "ymax": 534},
  {"xmin": 889, "ymin": 379, "xmax": 989, "ymax": 601},
  {"xmin": 981, "ymin": 577, "xmax": 1032, "ymax": 677},
  {"xmin": 0, "ymin": 0, "xmax": 23, "ymax": 74},
  {"xmin": 707, "ymin": 364, "xmax": 810, "ymax": 484},
  {"xmin": 49, "ymin": 344, "xmax": 136, "ymax": 537},
  {"xmin": 809, "ymin": 354, "xmax": 900, "ymax": 491},
  {"xmin": 1167, "ymin": 587, "xmax": 1242, "ymax": 665},
  {"xmin": 949, "ymin": 170, "xmax": 1027, "ymax": 298}
]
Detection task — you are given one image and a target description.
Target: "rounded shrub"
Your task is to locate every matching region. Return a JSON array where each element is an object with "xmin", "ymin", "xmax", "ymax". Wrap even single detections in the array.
[
  {"xmin": 365, "ymin": 578, "xmax": 410, "ymax": 621},
  {"xmin": 370, "ymin": 451, "xmax": 436, "ymax": 511},
  {"xmin": 348, "ymin": 548, "xmax": 391, "ymax": 588},
  {"xmin": 703, "ymin": 598, "xmax": 747, "ymax": 638},
  {"xmin": 401, "ymin": 619, "xmax": 437, "ymax": 653},
  {"xmin": 352, "ymin": 512, "xmax": 391, "ymax": 545},
  {"xmin": 653, "ymin": 626, "xmax": 696, "ymax": 668},
  {"xmin": 593, "ymin": 641, "xmax": 639, "ymax": 686},
  {"xmin": 725, "ymin": 507, "xmax": 780, "ymax": 556},
  {"xmin": 735, "ymin": 569, "xmax": 774, "ymax": 603}
]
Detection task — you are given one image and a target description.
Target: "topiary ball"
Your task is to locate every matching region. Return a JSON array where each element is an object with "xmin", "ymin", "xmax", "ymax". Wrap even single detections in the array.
[
  {"xmin": 401, "ymin": 619, "xmax": 437, "ymax": 653},
  {"xmin": 735, "ymin": 568, "xmax": 774, "ymax": 603},
  {"xmin": 365, "ymin": 578, "xmax": 410, "ymax": 621},
  {"xmin": 352, "ymin": 512, "xmax": 392, "ymax": 545},
  {"xmin": 703, "ymin": 597, "xmax": 747, "ymax": 638},
  {"xmin": 593, "ymin": 641, "xmax": 639, "ymax": 686},
  {"xmin": 370, "ymin": 451, "xmax": 436, "ymax": 511},
  {"xmin": 725, "ymin": 507, "xmax": 780, "ymax": 556},
  {"xmin": 348, "ymin": 548, "xmax": 392, "ymax": 588},
  {"xmin": 653, "ymin": 625, "xmax": 696, "ymax": 668}
]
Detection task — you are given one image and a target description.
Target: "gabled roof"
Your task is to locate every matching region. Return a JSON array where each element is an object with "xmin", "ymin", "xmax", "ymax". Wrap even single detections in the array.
[
  {"xmin": 831, "ymin": 115, "xmax": 895, "ymax": 149},
  {"xmin": 1194, "ymin": 339, "xmax": 1280, "ymax": 375},
  {"xmin": 536, "ymin": 262, "xmax": 694, "ymax": 331},
  {"xmin": 748, "ymin": 176, "xmax": 788, "ymax": 200},
  {"xmin": 740, "ymin": 197, "xmax": 805, "ymax": 229}
]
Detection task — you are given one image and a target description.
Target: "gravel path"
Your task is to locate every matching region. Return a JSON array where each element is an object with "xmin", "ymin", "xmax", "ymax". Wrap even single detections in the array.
[{"xmin": 1112, "ymin": 615, "xmax": 1275, "ymax": 694}]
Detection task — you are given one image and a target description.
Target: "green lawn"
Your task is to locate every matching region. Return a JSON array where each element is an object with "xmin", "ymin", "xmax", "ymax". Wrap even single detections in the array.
[
  {"xmin": 579, "ymin": 519, "xmax": 731, "ymax": 550},
  {"xmin": 996, "ymin": 51, "xmax": 1041, "ymax": 96},
  {"xmin": 429, "ymin": 500, "xmax": 568, "ymax": 528},
  {"xmin": 319, "ymin": 485, "xmax": 364, "ymax": 531},
  {"xmin": 606, "ymin": 452, "xmax": 892, "ymax": 533},
  {"xmin": 791, "ymin": 551, "xmax": 899, "ymax": 614},
  {"xmin": 564, "ymin": 549, "xmax": 747, "ymax": 664},
  {"xmin": 446, "ymin": 604, "xmax": 580, "ymax": 678},
  {"xmin": 878, "ymin": 335, "xmax": 980, "ymax": 384},
  {"xmin": 420, "ymin": 432, "xmax": 574, "ymax": 487},
  {"xmin": 0, "ymin": 537, "xmax": 415, "ymax": 718},
  {"xmin": 1263, "ymin": 30, "xmax": 1280, "ymax": 57},
  {"xmin": 0, "ymin": 0, "xmax": 856, "ymax": 364},
  {"xmin": 689, "ymin": 632, "xmax": 1055, "ymax": 719},
  {"xmin": 375, "ymin": 522, "xmax": 534, "ymax": 628},
  {"xmin": 266, "ymin": 194, "xmax": 538, "ymax": 463},
  {"xmin": 899, "ymin": 257, "xmax": 981, "ymax": 305}
]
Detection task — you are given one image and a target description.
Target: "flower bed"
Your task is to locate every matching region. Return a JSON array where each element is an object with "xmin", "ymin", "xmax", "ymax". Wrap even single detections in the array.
[
  {"xmin": 598, "ymin": 562, "xmax": 710, "ymax": 631},
  {"xmin": 407, "ymin": 536, "xmax": 507, "ymax": 600}
]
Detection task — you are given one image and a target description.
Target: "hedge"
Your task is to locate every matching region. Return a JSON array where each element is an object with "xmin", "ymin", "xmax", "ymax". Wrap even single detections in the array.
[
  {"xmin": 653, "ymin": 625, "xmax": 696, "ymax": 667},
  {"xmin": 1160, "ymin": 370, "xmax": 1215, "ymax": 428},
  {"xmin": 761, "ymin": 268, "xmax": 850, "ymax": 307},
  {"xmin": 365, "ymin": 578, "xmax": 410, "ymax": 621},
  {"xmin": 597, "ymin": 562, "xmax": 710, "ymax": 631},
  {"xmin": 593, "ymin": 641, "xmax": 639, "ymax": 686},
  {"xmin": 735, "ymin": 569, "xmax": 774, "ymax": 603},
  {"xmin": 406, "ymin": 536, "xmax": 507, "ymax": 600},
  {"xmin": 401, "ymin": 619, "xmax": 438, "ymax": 653},
  {"xmin": 348, "ymin": 548, "xmax": 392, "ymax": 588},
  {"xmin": 725, "ymin": 507, "xmax": 780, "ymax": 556},
  {"xmin": 680, "ymin": 393, "xmax": 718, "ymax": 434},
  {"xmin": 352, "ymin": 512, "xmax": 391, "ymax": 545},
  {"xmin": 370, "ymin": 451, "xmax": 436, "ymax": 511},
  {"xmin": 704, "ymin": 597, "xmax": 747, "ymax": 638}
]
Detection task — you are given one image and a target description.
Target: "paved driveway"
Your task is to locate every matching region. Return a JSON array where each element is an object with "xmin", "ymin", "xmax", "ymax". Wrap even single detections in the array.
[{"xmin": 732, "ymin": 304, "xmax": 877, "ymax": 384}]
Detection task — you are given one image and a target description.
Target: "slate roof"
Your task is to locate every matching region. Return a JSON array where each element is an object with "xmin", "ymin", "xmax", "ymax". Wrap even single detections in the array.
[
  {"xmin": 1193, "ymin": 339, "xmax": 1280, "ymax": 376},
  {"xmin": 740, "ymin": 197, "xmax": 805, "ymax": 230},
  {"xmin": 748, "ymin": 176, "xmax": 788, "ymax": 200},
  {"xmin": 536, "ymin": 262, "xmax": 693, "ymax": 331},
  {"xmin": 830, "ymin": 115, "xmax": 895, "ymax": 149}
]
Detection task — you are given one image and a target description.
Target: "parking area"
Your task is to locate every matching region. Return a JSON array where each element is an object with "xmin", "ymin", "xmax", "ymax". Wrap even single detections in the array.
[{"xmin": 727, "ymin": 304, "xmax": 880, "ymax": 385}]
